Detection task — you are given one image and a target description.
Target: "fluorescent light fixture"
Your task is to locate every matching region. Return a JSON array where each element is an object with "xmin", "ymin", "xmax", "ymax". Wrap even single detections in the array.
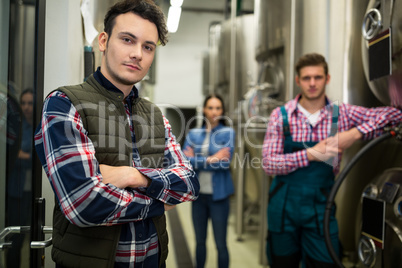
[
  {"xmin": 170, "ymin": 0, "xmax": 183, "ymax": 7},
  {"xmin": 167, "ymin": 6, "xmax": 182, "ymax": 33}
]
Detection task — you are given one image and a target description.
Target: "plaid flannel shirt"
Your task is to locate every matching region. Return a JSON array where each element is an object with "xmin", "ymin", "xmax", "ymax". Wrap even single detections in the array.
[{"xmin": 34, "ymin": 71, "xmax": 199, "ymax": 267}]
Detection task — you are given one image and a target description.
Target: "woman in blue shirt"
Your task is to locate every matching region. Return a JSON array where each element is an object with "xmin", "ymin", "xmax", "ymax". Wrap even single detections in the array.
[{"xmin": 183, "ymin": 94, "xmax": 235, "ymax": 268}]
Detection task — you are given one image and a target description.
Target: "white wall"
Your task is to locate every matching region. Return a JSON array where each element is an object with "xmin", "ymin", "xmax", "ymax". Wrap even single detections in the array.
[
  {"xmin": 153, "ymin": 10, "xmax": 224, "ymax": 109},
  {"xmin": 45, "ymin": 0, "xmax": 84, "ymax": 91},
  {"xmin": 43, "ymin": 0, "xmax": 83, "ymax": 267}
]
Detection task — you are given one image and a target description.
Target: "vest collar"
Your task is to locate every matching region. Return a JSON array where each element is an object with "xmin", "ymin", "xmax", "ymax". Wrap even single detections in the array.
[{"xmin": 91, "ymin": 67, "xmax": 139, "ymax": 101}]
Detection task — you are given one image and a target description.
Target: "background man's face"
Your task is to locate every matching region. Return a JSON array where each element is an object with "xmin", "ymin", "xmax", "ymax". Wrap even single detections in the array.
[{"xmin": 296, "ymin": 65, "xmax": 330, "ymax": 101}]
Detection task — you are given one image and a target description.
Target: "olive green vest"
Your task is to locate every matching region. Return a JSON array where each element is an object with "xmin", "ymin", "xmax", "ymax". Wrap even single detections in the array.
[{"xmin": 51, "ymin": 74, "xmax": 167, "ymax": 267}]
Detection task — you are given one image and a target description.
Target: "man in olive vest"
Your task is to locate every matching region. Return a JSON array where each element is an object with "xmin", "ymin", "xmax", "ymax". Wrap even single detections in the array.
[{"xmin": 34, "ymin": 1, "xmax": 199, "ymax": 267}]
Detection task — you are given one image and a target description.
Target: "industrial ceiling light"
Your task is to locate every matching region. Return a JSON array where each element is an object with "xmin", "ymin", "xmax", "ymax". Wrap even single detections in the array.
[
  {"xmin": 167, "ymin": 0, "xmax": 183, "ymax": 33},
  {"xmin": 170, "ymin": 0, "xmax": 183, "ymax": 6}
]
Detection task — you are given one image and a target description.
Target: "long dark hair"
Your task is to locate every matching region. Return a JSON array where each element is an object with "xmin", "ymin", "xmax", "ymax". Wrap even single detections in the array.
[{"xmin": 202, "ymin": 94, "xmax": 227, "ymax": 127}]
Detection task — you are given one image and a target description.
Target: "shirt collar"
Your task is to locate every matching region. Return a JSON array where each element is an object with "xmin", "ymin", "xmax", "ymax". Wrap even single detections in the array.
[
  {"xmin": 93, "ymin": 67, "xmax": 139, "ymax": 100},
  {"xmin": 202, "ymin": 122, "xmax": 224, "ymax": 132},
  {"xmin": 290, "ymin": 94, "xmax": 332, "ymax": 115}
]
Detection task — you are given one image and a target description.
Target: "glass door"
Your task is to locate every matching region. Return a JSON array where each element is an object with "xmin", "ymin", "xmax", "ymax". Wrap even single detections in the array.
[{"xmin": 0, "ymin": 0, "xmax": 47, "ymax": 267}]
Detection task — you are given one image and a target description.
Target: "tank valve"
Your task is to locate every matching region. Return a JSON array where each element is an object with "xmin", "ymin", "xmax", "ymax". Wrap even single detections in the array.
[
  {"xmin": 394, "ymin": 196, "xmax": 402, "ymax": 218},
  {"xmin": 384, "ymin": 123, "xmax": 402, "ymax": 141}
]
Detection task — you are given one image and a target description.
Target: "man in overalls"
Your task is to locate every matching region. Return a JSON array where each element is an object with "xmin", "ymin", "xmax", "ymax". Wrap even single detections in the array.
[{"xmin": 262, "ymin": 53, "xmax": 402, "ymax": 267}]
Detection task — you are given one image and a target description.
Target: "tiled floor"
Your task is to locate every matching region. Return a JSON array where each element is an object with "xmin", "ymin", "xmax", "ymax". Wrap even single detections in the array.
[{"xmin": 166, "ymin": 199, "xmax": 267, "ymax": 268}]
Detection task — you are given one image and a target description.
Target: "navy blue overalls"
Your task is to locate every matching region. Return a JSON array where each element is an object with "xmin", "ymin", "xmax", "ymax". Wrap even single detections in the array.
[{"xmin": 266, "ymin": 105, "xmax": 340, "ymax": 268}]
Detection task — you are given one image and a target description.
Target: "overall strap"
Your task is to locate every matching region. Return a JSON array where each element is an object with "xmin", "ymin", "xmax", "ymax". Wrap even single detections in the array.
[
  {"xmin": 280, "ymin": 106, "xmax": 291, "ymax": 139},
  {"xmin": 280, "ymin": 106, "xmax": 293, "ymax": 154},
  {"xmin": 329, "ymin": 105, "xmax": 339, "ymax": 137}
]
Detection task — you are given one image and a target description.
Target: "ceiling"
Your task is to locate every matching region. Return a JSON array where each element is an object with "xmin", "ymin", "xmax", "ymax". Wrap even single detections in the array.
[
  {"xmin": 166, "ymin": 0, "xmax": 254, "ymax": 15},
  {"xmin": 92, "ymin": 0, "xmax": 255, "ymax": 32}
]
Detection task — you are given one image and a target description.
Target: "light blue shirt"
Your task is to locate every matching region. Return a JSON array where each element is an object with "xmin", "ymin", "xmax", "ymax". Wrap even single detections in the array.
[{"xmin": 183, "ymin": 123, "xmax": 235, "ymax": 201}]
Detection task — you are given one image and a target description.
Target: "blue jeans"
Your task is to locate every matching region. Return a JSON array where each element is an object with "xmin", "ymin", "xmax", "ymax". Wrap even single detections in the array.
[{"xmin": 192, "ymin": 194, "xmax": 230, "ymax": 268}]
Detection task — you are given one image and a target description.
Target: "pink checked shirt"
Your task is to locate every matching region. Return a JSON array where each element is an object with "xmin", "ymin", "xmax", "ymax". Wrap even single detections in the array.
[{"xmin": 262, "ymin": 94, "xmax": 402, "ymax": 176}]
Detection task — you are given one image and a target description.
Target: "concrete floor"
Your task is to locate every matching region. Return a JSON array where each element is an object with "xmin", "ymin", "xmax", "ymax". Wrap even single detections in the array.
[{"xmin": 166, "ymin": 200, "xmax": 264, "ymax": 268}]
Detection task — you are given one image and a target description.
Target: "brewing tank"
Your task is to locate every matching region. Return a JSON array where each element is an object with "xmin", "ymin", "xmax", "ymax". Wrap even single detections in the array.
[
  {"xmin": 361, "ymin": 0, "xmax": 402, "ymax": 108},
  {"xmin": 254, "ymin": 0, "xmax": 290, "ymax": 61},
  {"xmin": 357, "ymin": 168, "xmax": 402, "ymax": 268},
  {"xmin": 211, "ymin": 14, "xmax": 258, "ymax": 114},
  {"xmin": 253, "ymin": 0, "xmax": 399, "ymax": 261},
  {"xmin": 253, "ymin": 0, "xmax": 292, "ymax": 103},
  {"xmin": 208, "ymin": 22, "xmax": 224, "ymax": 92}
]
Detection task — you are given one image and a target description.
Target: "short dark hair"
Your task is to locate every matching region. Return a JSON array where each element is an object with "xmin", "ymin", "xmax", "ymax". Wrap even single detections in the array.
[
  {"xmin": 295, "ymin": 53, "xmax": 328, "ymax": 76},
  {"xmin": 104, "ymin": 0, "xmax": 168, "ymax": 46},
  {"xmin": 202, "ymin": 94, "xmax": 227, "ymax": 126}
]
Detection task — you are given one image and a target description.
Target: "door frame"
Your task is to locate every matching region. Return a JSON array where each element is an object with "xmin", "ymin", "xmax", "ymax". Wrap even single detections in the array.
[{"xmin": 31, "ymin": 0, "xmax": 46, "ymax": 267}]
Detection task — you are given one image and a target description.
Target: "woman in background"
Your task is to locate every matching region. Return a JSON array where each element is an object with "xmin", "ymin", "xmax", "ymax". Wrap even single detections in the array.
[
  {"xmin": 7, "ymin": 88, "xmax": 34, "ymax": 267},
  {"xmin": 183, "ymin": 94, "xmax": 235, "ymax": 268}
]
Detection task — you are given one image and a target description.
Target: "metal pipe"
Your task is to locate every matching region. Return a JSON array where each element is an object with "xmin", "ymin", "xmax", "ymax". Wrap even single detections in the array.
[
  {"xmin": 229, "ymin": 0, "xmax": 237, "ymax": 115},
  {"xmin": 208, "ymin": 23, "xmax": 218, "ymax": 95},
  {"xmin": 288, "ymin": 0, "xmax": 296, "ymax": 99},
  {"xmin": 230, "ymin": 0, "xmax": 244, "ymax": 241},
  {"xmin": 259, "ymin": 173, "xmax": 270, "ymax": 266},
  {"xmin": 342, "ymin": 0, "xmax": 351, "ymax": 104},
  {"xmin": 224, "ymin": 0, "xmax": 230, "ymax": 19},
  {"xmin": 235, "ymin": 134, "xmax": 245, "ymax": 240}
]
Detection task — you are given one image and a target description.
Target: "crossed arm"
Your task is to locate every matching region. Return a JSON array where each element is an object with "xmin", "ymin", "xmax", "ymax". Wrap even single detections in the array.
[
  {"xmin": 36, "ymin": 93, "xmax": 196, "ymax": 226},
  {"xmin": 99, "ymin": 165, "xmax": 176, "ymax": 211},
  {"xmin": 183, "ymin": 146, "xmax": 231, "ymax": 163},
  {"xmin": 306, "ymin": 127, "xmax": 363, "ymax": 162}
]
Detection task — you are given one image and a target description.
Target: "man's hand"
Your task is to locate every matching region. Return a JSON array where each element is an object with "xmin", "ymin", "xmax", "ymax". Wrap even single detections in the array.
[
  {"xmin": 164, "ymin": 204, "xmax": 176, "ymax": 211},
  {"xmin": 99, "ymin": 164, "xmax": 151, "ymax": 189},
  {"xmin": 183, "ymin": 146, "xmax": 195, "ymax": 157},
  {"xmin": 327, "ymin": 127, "xmax": 363, "ymax": 151},
  {"xmin": 306, "ymin": 128, "xmax": 362, "ymax": 162},
  {"xmin": 307, "ymin": 139, "xmax": 341, "ymax": 162},
  {"xmin": 207, "ymin": 147, "xmax": 231, "ymax": 163}
]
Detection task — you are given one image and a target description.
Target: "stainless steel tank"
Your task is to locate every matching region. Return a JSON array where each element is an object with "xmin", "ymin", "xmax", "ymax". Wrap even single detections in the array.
[
  {"xmin": 253, "ymin": 0, "xmax": 293, "ymax": 103},
  {"xmin": 361, "ymin": 0, "xmax": 402, "ymax": 108},
  {"xmin": 216, "ymin": 14, "xmax": 258, "ymax": 115},
  {"xmin": 202, "ymin": 52, "xmax": 210, "ymax": 96},
  {"xmin": 252, "ymin": 0, "xmax": 401, "ymax": 263},
  {"xmin": 255, "ymin": 0, "xmax": 289, "ymax": 61},
  {"xmin": 357, "ymin": 168, "xmax": 402, "ymax": 268},
  {"xmin": 203, "ymin": 21, "xmax": 225, "ymax": 96},
  {"xmin": 207, "ymin": 22, "xmax": 227, "ymax": 100},
  {"xmin": 254, "ymin": 0, "xmax": 382, "ymax": 106},
  {"xmin": 350, "ymin": 1, "xmax": 402, "ymax": 266}
]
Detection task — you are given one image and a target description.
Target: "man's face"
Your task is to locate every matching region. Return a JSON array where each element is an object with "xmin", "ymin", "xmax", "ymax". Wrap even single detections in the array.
[
  {"xmin": 98, "ymin": 12, "xmax": 158, "ymax": 93},
  {"xmin": 295, "ymin": 65, "xmax": 330, "ymax": 101}
]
